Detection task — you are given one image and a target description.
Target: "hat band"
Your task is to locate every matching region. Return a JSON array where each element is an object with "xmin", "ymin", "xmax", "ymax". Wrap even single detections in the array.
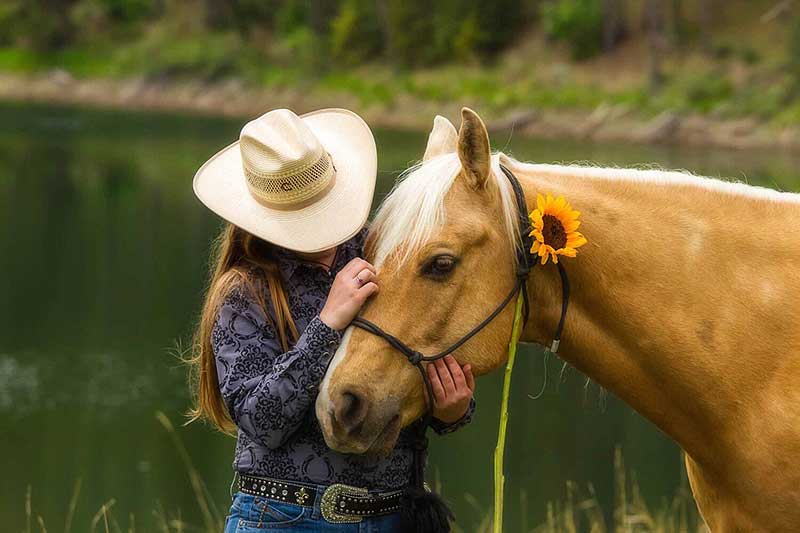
[{"xmin": 244, "ymin": 153, "xmax": 337, "ymax": 210}]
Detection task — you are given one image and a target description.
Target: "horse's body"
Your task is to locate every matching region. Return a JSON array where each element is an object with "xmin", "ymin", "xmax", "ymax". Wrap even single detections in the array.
[
  {"xmin": 506, "ymin": 158, "xmax": 800, "ymax": 531},
  {"xmin": 315, "ymin": 109, "xmax": 800, "ymax": 531}
]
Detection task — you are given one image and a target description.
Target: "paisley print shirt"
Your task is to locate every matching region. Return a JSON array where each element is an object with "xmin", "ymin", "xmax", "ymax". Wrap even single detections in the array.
[{"xmin": 212, "ymin": 228, "xmax": 475, "ymax": 490}]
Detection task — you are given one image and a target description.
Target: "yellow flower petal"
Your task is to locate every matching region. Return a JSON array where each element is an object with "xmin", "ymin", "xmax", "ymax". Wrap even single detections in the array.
[
  {"xmin": 562, "ymin": 209, "xmax": 579, "ymax": 222},
  {"xmin": 566, "ymin": 233, "xmax": 587, "ymax": 248},
  {"xmin": 530, "ymin": 193, "xmax": 587, "ymax": 263}
]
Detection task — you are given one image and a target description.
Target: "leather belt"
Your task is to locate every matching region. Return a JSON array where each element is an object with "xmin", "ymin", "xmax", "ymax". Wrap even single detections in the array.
[{"xmin": 237, "ymin": 474, "xmax": 404, "ymax": 524}]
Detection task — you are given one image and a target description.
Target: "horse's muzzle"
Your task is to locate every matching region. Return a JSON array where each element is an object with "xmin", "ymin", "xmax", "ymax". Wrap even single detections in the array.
[{"xmin": 320, "ymin": 385, "xmax": 402, "ymax": 456}]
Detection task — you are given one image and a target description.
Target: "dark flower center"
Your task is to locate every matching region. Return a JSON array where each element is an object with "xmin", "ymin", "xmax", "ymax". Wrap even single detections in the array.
[{"xmin": 542, "ymin": 214, "xmax": 567, "ymax": 249}]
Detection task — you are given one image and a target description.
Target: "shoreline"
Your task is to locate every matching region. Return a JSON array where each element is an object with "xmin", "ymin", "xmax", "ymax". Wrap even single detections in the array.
[{"xmin": 4, "ymin": 70, "xmax": 800, "ymax": 152}]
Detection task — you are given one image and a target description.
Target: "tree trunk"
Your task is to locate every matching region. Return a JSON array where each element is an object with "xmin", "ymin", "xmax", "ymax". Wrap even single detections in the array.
[
  {"xmin": 602, "ymin": 0, "xmax": 626, "ymax": 51},
  {"xmin": 698, "ymin": 0, "xmax": 713, "ymax": 53},
  {"xmin": 643, "ymin": 0, "xmax": 666, "ymax": 89}
]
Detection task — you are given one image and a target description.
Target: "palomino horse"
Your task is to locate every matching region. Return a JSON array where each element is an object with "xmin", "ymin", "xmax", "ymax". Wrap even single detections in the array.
[{"xmin": 315, "ymin": 108, "xmax": 800, "ymax": 531}]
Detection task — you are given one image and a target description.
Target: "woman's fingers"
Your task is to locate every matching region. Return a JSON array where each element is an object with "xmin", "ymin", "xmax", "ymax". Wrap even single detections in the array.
[
  {"xmin": 343, "ymin": 257, "xmax": 376, "ymax": 276},
  {"xmin": 435, "ymin": 359, "xmax": 456, "ymax": 395},
  {"xmin": 427, "ymin": 363, "xmax": 445, "ymax": 404},
  {"xmin": 354, "ymin": 268, "xmax": 376, "ymax": 286},
  {"xmin": 357, "ymin": 281, "xmax": 379, "ymax": 299},
  {"xmin": 464, "ymin": 364, "xmax": 475, "ymax": 391},
  {"xmin": 444, "ymin": 355, "xmax": 467, "ymax": 390},
  {"xmin": 321, "ymin": 258, "xmax": 378, "ymax": 330}
]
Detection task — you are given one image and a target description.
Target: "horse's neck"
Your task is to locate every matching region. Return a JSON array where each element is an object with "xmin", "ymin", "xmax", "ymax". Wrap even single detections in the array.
[{"xmin": 509, "ymin": 160, "xmax": 800, "ymax": 471}]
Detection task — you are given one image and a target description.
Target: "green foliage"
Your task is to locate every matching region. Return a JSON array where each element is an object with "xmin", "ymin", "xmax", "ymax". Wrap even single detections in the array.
[
  {"xmin": 684, "ymin": 74, "xmax": 733, "ymax": 113},
  {"xmin": 647, "ymin": 71, "xmax": 735, "ymax": 114},
  {"xmin": 4, "ymin": 0, "xmax": 800, "ymax": 127},
  {"xmin": 280, "ymin": 26, "xmax": 325, "ymax": 73},
  {"xmin": 452, "ymin": 12, "xmax": 482, "ymax": 61},
  {"xmin": 473, "ymin": 0, "xmax": 527, "ymax": 55},
  {"xmin": 93, "ymin": 0, "xmax": 157, "ymax": 22},
  {"xmin": 320, "ymin": 72, "xmax": 394, "ymax": 106},
  {"xmin": 385, "ymin": 0, "xmax": 437, "ymax": 66},
  {"xmin": 6, "ymin": 0, "xmax": 77, "ymax": 51},
  {"xmin": 0, "ymin": 0, "xmax": 535, "ymax": 70},
  {"xmin": 275, "ymin": 0, "xmax": 309, "ymax": 37},
  {"xmin": 383, "ymin": 0, "xmax": 530, "ymax": 67},
  {"xmin": 541, "ymin": 0, "xmax": 603, "ymax": 60},
  {"xmin": 330, "ymin": 0, "xmax": 383, "ymax": 65},
  {"xmin": 787, "ymin": 15, "xmax": 800, "ymax": 94},
  {"xmin": 0, "ymin": 2, "xmax": 21, "ymax": 46},
  {"xmin": 220, "ymin": 0, "xmax": 278, "ymax": 36}
]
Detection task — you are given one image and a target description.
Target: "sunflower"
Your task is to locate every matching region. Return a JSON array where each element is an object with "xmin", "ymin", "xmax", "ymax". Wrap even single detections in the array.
[{"xmin": 529, "ymin": 193, "xmax": 587, "ymax": 265}]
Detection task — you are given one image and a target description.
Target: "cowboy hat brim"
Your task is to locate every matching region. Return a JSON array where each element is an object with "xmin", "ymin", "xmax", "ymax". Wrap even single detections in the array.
[{"xmin": 192, "ymin": 108, "xmax": 377, "ymax": 253}]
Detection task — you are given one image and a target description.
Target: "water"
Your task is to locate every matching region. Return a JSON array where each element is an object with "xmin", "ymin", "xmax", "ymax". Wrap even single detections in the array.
[{"xmin": 2, "ymin": 103, "xmax": 799, "ymax": 531}]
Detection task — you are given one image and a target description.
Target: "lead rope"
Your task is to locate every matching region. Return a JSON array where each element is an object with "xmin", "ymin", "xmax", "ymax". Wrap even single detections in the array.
[
  {"xmin": 528, "ymin": 261, "xmax": 571, "ymax": 401},
  {"xmin": 492, "ymin": 291, "xmax": 525, "ymax": 533},
  {"xmin": 493, "ymin": 261, "xmax": 570, "ymax": 533}
]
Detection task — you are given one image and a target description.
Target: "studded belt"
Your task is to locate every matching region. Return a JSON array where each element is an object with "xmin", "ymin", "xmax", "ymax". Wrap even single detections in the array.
[{"xmin": 237, "ymin": 474, "xmax": 404, "ymax": 523}]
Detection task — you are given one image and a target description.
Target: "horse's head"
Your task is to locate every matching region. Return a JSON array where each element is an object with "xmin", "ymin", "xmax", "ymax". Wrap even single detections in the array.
[{"xmin": 315, "ymin": 108, "xmax": 522, "ymax": 455}]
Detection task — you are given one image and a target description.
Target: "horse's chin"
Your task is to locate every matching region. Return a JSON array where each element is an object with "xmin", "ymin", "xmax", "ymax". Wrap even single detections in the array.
[
  {"xmin": 364, "ymin": 422, "xmax": 401, "ymax": 457},
  {"xmin": 322, "ymin": 415, "xmax": 402, "ymax": 457}
]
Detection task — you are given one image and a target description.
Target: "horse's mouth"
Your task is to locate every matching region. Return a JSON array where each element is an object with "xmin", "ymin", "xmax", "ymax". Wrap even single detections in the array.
[
  {"xmin": 364, "ymin": 414, "xmax": 402, "ymax": 457},
  {"xmin": 322, "ymin": 412, "xmax": 402, "ymax": 457}
]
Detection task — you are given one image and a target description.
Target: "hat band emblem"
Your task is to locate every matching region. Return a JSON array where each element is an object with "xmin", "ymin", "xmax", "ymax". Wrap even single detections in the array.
[{"xmin": 243, "ymin": 152, "xmax": 336, "ymax": 209}]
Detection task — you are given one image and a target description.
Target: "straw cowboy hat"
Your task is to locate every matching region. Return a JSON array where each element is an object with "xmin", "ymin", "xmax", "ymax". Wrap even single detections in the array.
[{"xmin": 193, "ymin": 108, "xmax": 377, "ymax": 253}]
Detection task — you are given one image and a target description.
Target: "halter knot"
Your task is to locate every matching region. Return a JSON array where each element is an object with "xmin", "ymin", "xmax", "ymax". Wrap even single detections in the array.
[{"xmin": 407, "ymin": 351, "xmax": 424, "ymax": 365}]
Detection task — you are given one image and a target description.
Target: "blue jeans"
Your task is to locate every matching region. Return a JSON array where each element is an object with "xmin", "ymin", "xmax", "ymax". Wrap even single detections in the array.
[{"xmin": 223, "ymin": 491, "xmax": 403, "ymax": 532}]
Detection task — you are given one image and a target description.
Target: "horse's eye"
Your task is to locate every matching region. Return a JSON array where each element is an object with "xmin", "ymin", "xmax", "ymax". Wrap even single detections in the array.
[{"xmin": 422, "ymin": 255, "xmax": 458, "ymax": 279}]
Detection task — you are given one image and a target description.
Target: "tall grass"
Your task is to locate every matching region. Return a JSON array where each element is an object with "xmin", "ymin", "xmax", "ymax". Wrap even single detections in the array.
[
  {"xmin": 20, "ymin": 413, "xmax": 705, "ymax": 532},
  {"xmin": 525, "ymin": 448, "xmax": 707, "ymax": 533}
]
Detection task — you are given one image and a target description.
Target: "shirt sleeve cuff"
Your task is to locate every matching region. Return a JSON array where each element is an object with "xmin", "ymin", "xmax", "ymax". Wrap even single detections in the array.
[
  {"xmin": 430, "ymin": 397, "xmax": 476, "ymax": 435},
  {"xmin": 295, "ymin": 315, "xmax": 342, "ymax": 378}
]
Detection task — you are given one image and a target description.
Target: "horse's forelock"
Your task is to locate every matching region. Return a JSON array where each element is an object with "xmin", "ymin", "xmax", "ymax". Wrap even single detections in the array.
[{"xmin": 369, "ymin": 152, "xmax": 521, "ymax": 271}]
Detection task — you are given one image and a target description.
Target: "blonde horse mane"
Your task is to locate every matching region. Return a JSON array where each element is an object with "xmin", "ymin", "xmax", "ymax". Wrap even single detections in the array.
[
  {"xmin": 370, "ymin": 151, "xmax": 800, "ymax": 272},
  {"xmin": 370, "ymin": 152, "xmax": 521, "ymax": 270},
  {"xmin": 510, "ymin": 158, "xmax": 800, "ymax": 204}
]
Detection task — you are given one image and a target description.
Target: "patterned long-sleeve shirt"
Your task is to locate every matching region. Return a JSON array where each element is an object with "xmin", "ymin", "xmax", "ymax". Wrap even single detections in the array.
[{"xmin": 212, "ymin": 228, "xmax": 475, "ymax": 490}]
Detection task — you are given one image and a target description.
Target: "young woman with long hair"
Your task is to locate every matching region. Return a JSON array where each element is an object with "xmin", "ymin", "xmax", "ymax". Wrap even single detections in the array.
[{"xmin": 188, "ymin": 108, "xmax": 476, "ymax": 532}]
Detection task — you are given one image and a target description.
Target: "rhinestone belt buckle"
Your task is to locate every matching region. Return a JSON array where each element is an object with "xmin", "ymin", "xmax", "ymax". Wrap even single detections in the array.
[{"xmin": 320, "ymin": 483, "xmax": 369, "ymax": 523}]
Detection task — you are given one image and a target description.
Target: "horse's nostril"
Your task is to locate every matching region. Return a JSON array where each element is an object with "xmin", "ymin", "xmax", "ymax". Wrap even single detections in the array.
[{"xmin": 334, "ymin": 389, "xmax": 368, "ymax": 434}]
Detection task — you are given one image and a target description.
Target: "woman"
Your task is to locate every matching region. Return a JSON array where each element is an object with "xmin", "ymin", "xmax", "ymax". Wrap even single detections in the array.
[{"xmin": 189, "ymin": 108, "xmax": 476, "ymax": 532}]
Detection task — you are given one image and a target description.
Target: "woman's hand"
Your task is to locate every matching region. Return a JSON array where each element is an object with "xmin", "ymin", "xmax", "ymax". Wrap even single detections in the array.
[
  {"xmin": 320, "ymin": 258, "xmax": 379, "ymax": 331},
  {"xmin": 427, "ymin": 355, "xmax": 475, "ymax": 424}
]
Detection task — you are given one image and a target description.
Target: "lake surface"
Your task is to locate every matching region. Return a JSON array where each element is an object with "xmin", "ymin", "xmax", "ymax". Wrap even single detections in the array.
[{"xmin": 2, "ymin": 103, "xmax": 799, "ymax": 532}]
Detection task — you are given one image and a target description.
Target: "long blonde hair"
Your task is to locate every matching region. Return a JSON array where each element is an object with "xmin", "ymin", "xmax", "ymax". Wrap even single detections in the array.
[{"xmin": 187, "ymin": 223, "xmax": 299, "ymax": 434}]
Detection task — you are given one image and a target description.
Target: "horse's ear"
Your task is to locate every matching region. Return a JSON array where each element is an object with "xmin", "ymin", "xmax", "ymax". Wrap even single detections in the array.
[
  {"xmin": 423, "ymin": 115, "xmax": 458, "ymax": 161},
  {"xmin": 457, "ymin": 107, "xmax": 491, "ymax": 189}
]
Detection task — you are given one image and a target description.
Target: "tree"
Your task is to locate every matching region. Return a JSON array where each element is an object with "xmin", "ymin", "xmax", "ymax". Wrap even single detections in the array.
[
  {"xmin": 602, "ymin": 0, "xmax": 626, "ymax": 51},
  {"xmin": 643, "ymin": 0, "xmax": 667, "ymax": 89},
  {"xmin": 698, "ymin": 0, "xmax": 713, "ymax": 54}
]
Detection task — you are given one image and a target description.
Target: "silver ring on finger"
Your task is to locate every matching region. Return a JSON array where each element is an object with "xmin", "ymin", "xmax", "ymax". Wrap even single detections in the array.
[{"xmin": 356, "ymin": 276, "xmax": 365, "ymax": 285}]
